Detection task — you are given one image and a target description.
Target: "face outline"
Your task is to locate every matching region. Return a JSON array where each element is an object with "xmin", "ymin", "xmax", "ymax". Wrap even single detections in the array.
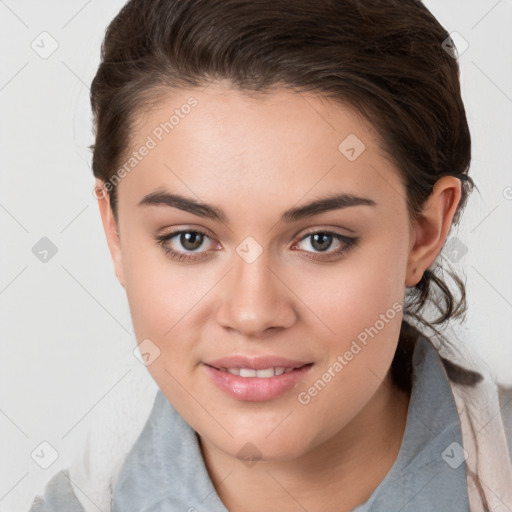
[{"xmin": 96, "ymin": 82, "xmax": 462, "ymax": 468}]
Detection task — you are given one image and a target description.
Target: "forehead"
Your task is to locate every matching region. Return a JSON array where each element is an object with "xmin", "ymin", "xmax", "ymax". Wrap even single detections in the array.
[{"xmin": 117, "ymin": 82, "xmax": 404, "ymax": 217}]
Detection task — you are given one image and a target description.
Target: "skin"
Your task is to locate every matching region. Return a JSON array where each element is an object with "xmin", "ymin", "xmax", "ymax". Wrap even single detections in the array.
[{"xmin": 96, "ymin": 81, "xmax": 462, "ymax": 512}]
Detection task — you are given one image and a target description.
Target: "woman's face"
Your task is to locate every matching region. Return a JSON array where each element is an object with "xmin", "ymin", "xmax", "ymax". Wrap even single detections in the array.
[{"xmin": 100, "ymin": 82, "xmax": 420, "ymax": 461}]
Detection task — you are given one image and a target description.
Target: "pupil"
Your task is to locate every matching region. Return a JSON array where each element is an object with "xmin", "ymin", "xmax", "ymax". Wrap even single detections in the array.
[
  {"xmin": 312, "ymin": 233, "xmax": 332, "ymax": 252},
  {"xmin": 181, "ymin": 232, "xmax": 203, "ymax": 250}
]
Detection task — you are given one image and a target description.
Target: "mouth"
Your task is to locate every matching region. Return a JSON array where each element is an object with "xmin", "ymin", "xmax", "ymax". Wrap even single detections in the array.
[
  {"xmin": 203, "ymin": 356, "xmax": 314, "ymax": 401},
  {"xmin": 213, "ymin": 366, "xmax": 300, "ymax": 377}
]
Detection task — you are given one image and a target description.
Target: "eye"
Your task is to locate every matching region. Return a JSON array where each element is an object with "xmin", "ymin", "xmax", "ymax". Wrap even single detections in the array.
[
  {"xmin": 155, "ymin": 228, "xmax": 359, "ymax": 263},
  {"xmin": 291, "ymin": 230, "xmax": 359, "ymax": 261},
  {"xmin": 155, "ymin": 229, "xmax": 219, "ymax": 262}
]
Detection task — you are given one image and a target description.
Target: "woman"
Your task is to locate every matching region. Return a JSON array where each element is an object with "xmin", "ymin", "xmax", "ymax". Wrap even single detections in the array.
[{"xmin": 29, "ymin": 0, "xmax": 512, "ymax": 510}]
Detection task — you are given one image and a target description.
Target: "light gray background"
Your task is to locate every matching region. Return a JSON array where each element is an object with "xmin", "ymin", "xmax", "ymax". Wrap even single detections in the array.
[{"xmin": 1, "ymin": 1, "xmax": 511, "ymax": 510}]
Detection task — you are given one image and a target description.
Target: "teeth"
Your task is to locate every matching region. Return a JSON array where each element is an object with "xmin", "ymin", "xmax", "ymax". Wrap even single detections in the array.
[
  {"xmin": 239, "ymin": 368, "xmax": 257, "ymax": 377},
  {"xmin": 255, "ymin": 368, "xmax": 275, "ymax": 378},
  {"xmin": 221, "ymin": 367, "xmax": 294, "ymax": 378}
]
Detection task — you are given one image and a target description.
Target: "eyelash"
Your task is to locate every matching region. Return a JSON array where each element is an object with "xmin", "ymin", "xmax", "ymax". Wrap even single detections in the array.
[{"xmin": 155, "ymin": 228, "xmax": 359, "ymax": 263}]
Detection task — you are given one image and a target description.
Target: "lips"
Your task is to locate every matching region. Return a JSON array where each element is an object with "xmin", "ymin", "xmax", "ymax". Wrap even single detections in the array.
[{"xmin": 203, "ymin": 356, "xmax": 313, "ymax": 401}]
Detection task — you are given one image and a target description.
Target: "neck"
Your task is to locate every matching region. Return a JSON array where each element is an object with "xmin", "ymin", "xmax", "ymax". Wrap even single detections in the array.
[{"xmin": 199, "ymin": 371, "xmax": 410, "ymax": 512}]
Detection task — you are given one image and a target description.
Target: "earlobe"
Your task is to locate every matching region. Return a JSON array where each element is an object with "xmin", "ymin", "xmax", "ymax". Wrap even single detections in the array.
[
  {"xmin": 94, "ymin": 180, "xmax": 126, "ymax": 289},
  {"xmin": 405, "ymin": 176, "xmax": 462, "ymax": 288}
]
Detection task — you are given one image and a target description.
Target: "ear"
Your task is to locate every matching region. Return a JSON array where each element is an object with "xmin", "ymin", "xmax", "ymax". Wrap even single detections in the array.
[
  {"xmin": 94, "ymin": 179, "xmax": 126, "ymax": 288},
  {"xmin": 405, "ymin": 176, "xmax": 462, "ymax": 287}
]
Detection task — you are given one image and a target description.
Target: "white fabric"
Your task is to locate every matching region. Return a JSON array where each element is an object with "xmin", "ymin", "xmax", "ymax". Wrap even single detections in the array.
[
  {"xmin": 70, "ymin": 364, "xmax": 158, "ymax": 512},
  {"xmin": 450, "ymin": 356, "xmax": 512, "ymax": 510}
]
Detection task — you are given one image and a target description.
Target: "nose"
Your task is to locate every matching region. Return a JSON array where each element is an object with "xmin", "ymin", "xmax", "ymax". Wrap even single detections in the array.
[{"xmin": 215, "ymin": 251, "xmax": 297, "ymax": 339}]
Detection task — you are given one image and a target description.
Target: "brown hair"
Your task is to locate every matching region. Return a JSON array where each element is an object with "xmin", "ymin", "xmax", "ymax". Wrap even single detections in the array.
[{"xmin": 90, "ymin": 0, "xmax": 481, "ymax": 389}]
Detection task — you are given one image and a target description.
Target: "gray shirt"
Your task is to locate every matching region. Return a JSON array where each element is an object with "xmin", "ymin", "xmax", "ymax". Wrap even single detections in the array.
[{"xmin": 29, "ymin": 335, "xmax": 469, "ymax": 511}]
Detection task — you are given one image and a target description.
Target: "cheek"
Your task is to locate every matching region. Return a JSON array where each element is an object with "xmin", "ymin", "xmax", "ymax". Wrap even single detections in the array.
[
  {"xmin": 122, "ymin": 233, "xmax": 204, "ymax": 337},
  {"xmin": 122, "ymin": 238, "xmax": 219, "ymax": 398},
  {"xmin": 122, "ymin": 249, "xmax": 207, "ymax": 409},
  {"xmin": 289, "ymin": 240, "xmax": 406, "ymax": 417},
  {"xmin": 290, "ymin": 236, "xmax": 406, "ymax": 340}
]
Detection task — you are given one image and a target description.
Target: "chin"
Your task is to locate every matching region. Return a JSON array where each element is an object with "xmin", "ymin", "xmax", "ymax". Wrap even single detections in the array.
[{"xmin": 214, "ymin": 428, "xmax": 316, "ymax": 464}]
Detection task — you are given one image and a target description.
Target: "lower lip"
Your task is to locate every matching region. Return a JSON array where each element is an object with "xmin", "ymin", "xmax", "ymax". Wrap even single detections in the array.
[{"xmin": 203, "ymin": 364, "xmax": 313, "ymax": 402}]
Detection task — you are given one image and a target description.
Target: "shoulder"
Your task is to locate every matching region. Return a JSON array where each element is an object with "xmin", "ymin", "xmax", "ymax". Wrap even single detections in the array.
[{"xmin": 28, "ymin": 469, "xmax": 86, "ymax": 512}]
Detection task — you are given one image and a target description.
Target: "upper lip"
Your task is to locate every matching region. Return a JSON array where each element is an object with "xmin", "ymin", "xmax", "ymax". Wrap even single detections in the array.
[{"xmin": 204, "ymin": 356, "xmax": 312, "ymax": 370}]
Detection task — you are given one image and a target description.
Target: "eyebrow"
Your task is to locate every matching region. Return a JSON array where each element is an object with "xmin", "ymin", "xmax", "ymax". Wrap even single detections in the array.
[{"xmin": 138, "ymin": 189, "xmax": 377, "ymax": 223}]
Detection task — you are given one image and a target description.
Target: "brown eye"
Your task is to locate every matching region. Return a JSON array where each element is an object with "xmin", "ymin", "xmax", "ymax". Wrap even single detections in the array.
[
  {"xmin": 293, "ymin": 230, "xmax": 359, "ymax": 262},
  {"xmin": 309, "ymin": 232, "xmax": 334, "ymax": 252},
  {"xmin": 179, "ymin": 231, "xmax": 205, "ymax": 251},
  {"xmin": 155, "ymin": 228, "xmax": 217, "ymax": 262}
]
